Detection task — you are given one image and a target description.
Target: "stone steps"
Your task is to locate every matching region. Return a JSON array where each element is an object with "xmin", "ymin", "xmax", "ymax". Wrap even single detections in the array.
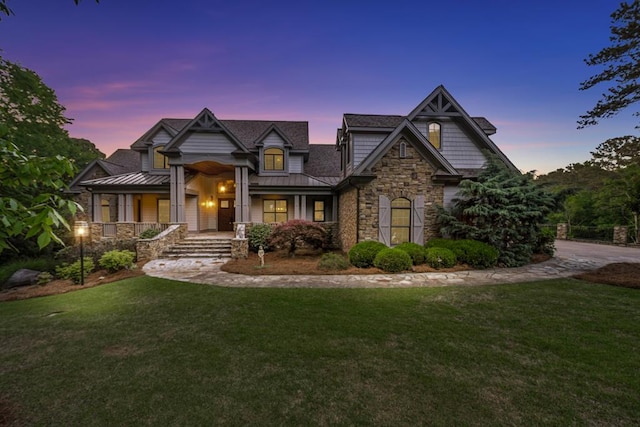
[{"xmin": 161, "ymin": 238, "xmax": 232, "ymax": 259}]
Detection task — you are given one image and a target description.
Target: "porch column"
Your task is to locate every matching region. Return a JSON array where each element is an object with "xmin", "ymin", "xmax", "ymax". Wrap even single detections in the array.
[
  {"xmin": 332, "ymin": 195, "xmax": 338, "ymax": 221},
  {"xmin": 125, "ymin": 194, "xmax": 134, "ymax": 222},
  {"xmin": 92, "ymin": 193, "xmax": 103, "ymax": 222},
  {"xmin": 170, "ymin": 165, "xmax": 185, "ymax": 223},
  {"xmin": 117, "ymin": 194, "xmax": 126, "ymax": 221},
  {"xmin": 235, "ymin": 166, "xmax": 250, "ymax": 222},
  {"xmin": 294, "ymin": 195, "xmax": 300, "ymax": 219},
  {"xmin": 301, "ymin": 195, "xmax": 307, "ymax": 220}
]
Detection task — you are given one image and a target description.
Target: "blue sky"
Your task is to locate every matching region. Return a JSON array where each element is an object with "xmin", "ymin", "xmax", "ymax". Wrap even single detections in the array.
[{"xmin": 2, "ymin": 0, "xmax": 637, "ymax": 174}]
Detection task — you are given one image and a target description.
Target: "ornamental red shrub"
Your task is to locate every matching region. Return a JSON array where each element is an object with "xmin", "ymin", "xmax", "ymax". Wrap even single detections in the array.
[{"xmin": 268, "ymin": 219, "xmax": 327, "ymax": 257}]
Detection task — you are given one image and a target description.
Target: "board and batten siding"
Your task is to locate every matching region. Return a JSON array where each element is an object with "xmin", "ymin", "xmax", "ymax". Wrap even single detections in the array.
[
  {"xmin": 180, "ymin": 133, "xmax": 237, "ymax": 154},
  {"xmin": 185, "ymin": 196, "xmax": 199, "ymax": 232},
  {"xmin": 413, "ymin": 120, "xmax": 486, "ymax": 169},
  {"xmin": 352, "ymin": 133, "xmax": 386, "ymax": 169},
  {"xmin": 140, "ymin": 152, "xmax": 149, "ymax": 171},
  {"xmin": 289, "ymin": 155, "xmax": 303, "ymax": 173}
]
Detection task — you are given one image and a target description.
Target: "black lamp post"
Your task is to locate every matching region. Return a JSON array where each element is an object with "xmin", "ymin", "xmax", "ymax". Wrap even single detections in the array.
[{"xmin": 74, "ymin": 221, "xmax": 89, "ymax": 286}]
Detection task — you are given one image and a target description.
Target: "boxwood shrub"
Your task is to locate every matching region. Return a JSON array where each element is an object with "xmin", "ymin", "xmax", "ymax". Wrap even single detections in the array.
[
  {"xmin": 373, "ymin": 248, "xmax": 413, "ymax": 273},
  {"xmin": 453, "ymin": 239, "xmax": 499, "ymax": 269},
  {"xmin": 99, "ymin": 250, "xmax": 136, "ymax": 273},
  {"xmin": 248, "ymin": 223, "xmax": 273, "ymax": 252},
  {"xmin": 394, "ymin": 242, "xmax": 427, "ymax": 265},
  {"xmin": 424, "ymin": 247, "xmax": 457, "ymax": 269},
  {"xmin": 348, "ymin": 241, "xmax": 387, "ymax": 268}
]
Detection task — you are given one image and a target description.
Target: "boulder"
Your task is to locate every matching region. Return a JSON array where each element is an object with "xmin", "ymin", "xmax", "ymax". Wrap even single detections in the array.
[{"xmin": 3, "ymin": 269, "xmax": 41, "ymax": 289}]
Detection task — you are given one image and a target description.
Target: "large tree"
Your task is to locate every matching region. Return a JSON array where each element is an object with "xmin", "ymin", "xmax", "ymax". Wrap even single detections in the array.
[
  {"xmin": 0, "ymin": 131, "xmax": 80, "ymax": 254},
  {"xmin": 438, "ymin": 155, "xmax": 555, "ymax": 267},
  {"xmin": 0, "ymin": 56, "xmax": 104, "ymax": 169},
  {"xmin": 578, "ymin": 1, "xmax": 640, "ymax": 128},
  {"xmin": 590, "ymin": 135, "xmax": 640, "ymax": 170}
]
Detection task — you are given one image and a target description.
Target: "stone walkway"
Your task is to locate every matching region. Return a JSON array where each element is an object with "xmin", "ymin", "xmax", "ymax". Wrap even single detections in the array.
[{"xmin": 143, "ymin": 240, "xmax": 640, "ymax": 288}]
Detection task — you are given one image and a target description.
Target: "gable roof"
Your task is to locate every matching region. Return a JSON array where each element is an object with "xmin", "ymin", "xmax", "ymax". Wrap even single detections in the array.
[
  {"xmin": 407, "ymin": 85, "xmax": 516, "ymax": 170},
  {"xmin": 131, "ymin": 119, "xmax": 183, "ymax": 150},
  {"xmin": 162, "ymin": 108, "xmax": 250, "ymax": 155},
  {"xmin": 353, "ymin": 119, "xmax": 459, "ymax": 177},
  {"xmin": 68, "ymin": 149, "xmax": 141, "ymax": 192},
  {"xmin": 221, "ymin": 120, "xmax": 308, "ymax": 150}
]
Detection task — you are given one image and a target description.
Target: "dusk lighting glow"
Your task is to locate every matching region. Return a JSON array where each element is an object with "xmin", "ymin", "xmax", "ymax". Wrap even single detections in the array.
[{"xmin": 2, "ymin": 0, "xmax": 637, "ymax": 174}]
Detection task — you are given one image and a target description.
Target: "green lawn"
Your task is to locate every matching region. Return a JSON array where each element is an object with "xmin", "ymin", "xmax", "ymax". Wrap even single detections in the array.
[{"xmin": 1, "ymin": 277, "xmax": 639, "ymax": 426}]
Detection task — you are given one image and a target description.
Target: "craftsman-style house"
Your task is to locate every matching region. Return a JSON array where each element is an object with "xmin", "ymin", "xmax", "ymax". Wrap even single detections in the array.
[{"xmin": 73, "ymin": 85, "xmax": 516, "ymax": 253}]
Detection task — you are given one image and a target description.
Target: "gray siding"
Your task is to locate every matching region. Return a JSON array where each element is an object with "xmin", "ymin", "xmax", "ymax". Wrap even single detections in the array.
[
  {"xmin": 262, "ymin": 131, "xmax": 285, "ymax": 148},
  {"xmin": 152, "ymin": 129, "xmax": 172, "ymax": 145},
  {"xmin": 180, "ymin": 133, "xmax": 237, "ymax": 154},
  {"xmin": 443, "ymin": 185, "xmax": 461, "ymax": 209},
  {"xmin": 440, "ymin": 123, "xmax": 486, "ymax": 169},
  {"xmin": 353, "ymin": 133, "xmax": 386, "ymax": 168},
  {"xmin": 289, "ymin": 155, "xmax": 303, "ymax": 173},
  {"xmin": 141, "ymin": 152, "xmax": 149, "ymax": 172}
]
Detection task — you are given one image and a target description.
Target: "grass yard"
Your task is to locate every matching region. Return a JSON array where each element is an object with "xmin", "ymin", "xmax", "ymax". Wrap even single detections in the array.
[{"xmin": 1, "ymin": 277, "xmax": 639, "ymax": 426}]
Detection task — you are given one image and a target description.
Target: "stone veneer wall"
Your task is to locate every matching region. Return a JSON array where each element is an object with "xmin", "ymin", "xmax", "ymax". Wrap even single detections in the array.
[
  {"xmin": 613, "ymin": 226, "xmax": 628, "ymax": 245},
  {"xmin": 338, "ymin": 187, "xmax": 358, "ymax": 251},
  {"xmin": 355, "ymin": 139, "xmax": 444, "ymax": 246},
  {"xmin": 136, "ymin": 223, "xmax": 188, "ymax": 261}
]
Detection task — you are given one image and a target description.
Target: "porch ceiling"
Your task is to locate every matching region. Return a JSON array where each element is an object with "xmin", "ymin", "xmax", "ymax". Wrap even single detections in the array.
[{"xmin": 186, "ymin": 161, "xmax": 235, "ymax": 175}]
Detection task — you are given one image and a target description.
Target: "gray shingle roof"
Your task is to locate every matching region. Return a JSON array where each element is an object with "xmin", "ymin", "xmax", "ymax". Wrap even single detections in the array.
[
  {"xmin": 343, "ymin": 114, "xmax": 404, "ymax": 128},
  {"xmin": 305, "ymin": 145, "xmax": 341, "ymax": 177},
  {"xmin": 221, "ymin": 120, "xmax": 309, "ymax": 150},
  {"xmin": 103, "ymin": 149, "xmax": 140, "ymax": 174}
]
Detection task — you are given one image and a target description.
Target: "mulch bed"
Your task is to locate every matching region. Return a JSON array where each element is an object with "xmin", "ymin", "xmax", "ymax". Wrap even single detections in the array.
[{"xmin": 574, "ymin": 263, "xmax": 640, "ymax": 289}]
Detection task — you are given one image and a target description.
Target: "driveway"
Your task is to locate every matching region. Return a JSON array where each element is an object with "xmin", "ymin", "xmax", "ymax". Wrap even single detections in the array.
[{"xmin": 555, "ymin": 240, "xmax": 639, "ymax": 268}]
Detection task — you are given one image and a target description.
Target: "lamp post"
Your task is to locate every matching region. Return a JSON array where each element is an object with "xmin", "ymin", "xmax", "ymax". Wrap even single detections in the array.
[{"xmin": 74, "ymin": 221, "xmax": 89, "ymax": 286}]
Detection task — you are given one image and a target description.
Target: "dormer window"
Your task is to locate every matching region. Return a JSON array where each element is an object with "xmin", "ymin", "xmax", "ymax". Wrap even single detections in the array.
[
  {"xmin": 428, "ymin": 123, "xmax": 441, "ymax": 149},
  {"xmin": 264, "ymin": 147, "xmax": 284, "ymax": 171},
  {"xmin": 153, "ymin": 145, "xmax": 169, "ymax": 169}
]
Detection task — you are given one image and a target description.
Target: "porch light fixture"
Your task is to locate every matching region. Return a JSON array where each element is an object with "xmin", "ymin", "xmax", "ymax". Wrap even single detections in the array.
[
  {"xmin": 74, "ymin": 221, "xmax": 89, "ymax": 286},
  {"xmin": 206, "ymin": 196, "xmax": 215, "ymax": 208}
]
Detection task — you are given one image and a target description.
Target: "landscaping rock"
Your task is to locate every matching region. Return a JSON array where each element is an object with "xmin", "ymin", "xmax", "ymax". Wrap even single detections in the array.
[{"xmin": 4, "ymin": 269, "xmax": 41, "ymax": 289}]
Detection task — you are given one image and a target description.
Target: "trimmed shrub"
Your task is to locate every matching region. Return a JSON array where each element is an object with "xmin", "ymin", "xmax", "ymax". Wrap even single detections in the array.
[
  {"xmin": 426, "ymin": 238, "xmax": 498, "ymax": 269},
  {"xmin": 348, "ymin": 241, "xmax": 387, "ymax": 268},
  {"xmin": 56, "ymin": 238, "xmax": 137, "ymax": 265},
  {"xmin": 454, "ymin": 240, "xmax": 499, "ymax": 269},
  {"xmin": 99, "ymin": 250, "xmax": 136, "ymax": 273},
  {"xmin": 138, "ymin": 228, "xmax": 161, "ymax": 239},
  {"xmin": 373, "ymin": 248, "xmax": 413, "ymax": 273},
  {"xmin": 535, "ymin": 228, "xmax": 556, "ymax": 257},
  {"xmin": 317, "ymin": 253, "xmax": 350, "ymax": 271},
  {"xmin": 248, "ymin": 223, "xmax": 273, "ymax": 252},
  {"xmin": 55, "ymin": 258, "xmax": 95, "ymax": 284},
  {"xmin": 268, "ymin": 220, "xmax": 326, "ymax": 257},
  {"xmin": 36, "ymin": 272, "xmax": 54, "ymax": 286},
  {"xmin": 425, "ymin": 247, "xmax": 457, "ymax": 269},
  {"xmin": 395, "ymin": 242, "xmax": 427, "ymax": 265}
]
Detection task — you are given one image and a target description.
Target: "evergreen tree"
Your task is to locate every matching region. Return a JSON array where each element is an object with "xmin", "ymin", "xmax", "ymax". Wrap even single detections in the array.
[
  {"xmin": 438, "ymin": 155, "xmax": 555, "ymax": 267},
  {"xmin": 579, "ymin": 1, "xmax": 640, "ymax": 128}
]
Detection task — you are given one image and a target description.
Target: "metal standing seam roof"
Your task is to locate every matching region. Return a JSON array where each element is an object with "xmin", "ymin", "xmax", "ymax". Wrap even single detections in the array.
[{"xmin": 80, "ymin": 172, "xmax": 172, "ymax": 186}]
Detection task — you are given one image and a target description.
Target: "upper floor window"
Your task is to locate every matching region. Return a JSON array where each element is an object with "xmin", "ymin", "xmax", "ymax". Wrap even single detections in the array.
[
  {"xmin": 428, "ymin": 123, "xmax": 441, "ymax": 149},
  {"xmin": 153, "ymin": 145, "xmax": 169, "ymax": 169},
  {"xmin": 399, "ymin": 141, "xmax": 407, "ymax": 158},
  {"xmin": 264, "ymin": 147, "xmax": 284, "ymax": 171}
]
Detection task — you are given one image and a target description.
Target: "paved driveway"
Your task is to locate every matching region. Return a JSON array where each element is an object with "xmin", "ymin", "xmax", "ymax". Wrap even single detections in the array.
[{"xmin": 555, "ymin": 240, "xmax": 639, "ymax": 268}]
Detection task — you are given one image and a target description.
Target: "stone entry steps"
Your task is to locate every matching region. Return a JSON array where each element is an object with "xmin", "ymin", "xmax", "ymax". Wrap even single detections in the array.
[{"xmin": 161, "ymin": 237, "xmax": 232, "ymax": 259}]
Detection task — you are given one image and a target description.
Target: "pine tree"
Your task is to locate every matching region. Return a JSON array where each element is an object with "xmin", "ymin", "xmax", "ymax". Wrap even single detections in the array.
[{"xmin": 438, "ymin": 155, "xmax": 555, "ymax": 267}]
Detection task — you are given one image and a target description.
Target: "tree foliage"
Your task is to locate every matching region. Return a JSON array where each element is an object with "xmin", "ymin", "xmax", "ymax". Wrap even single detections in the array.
[
  {"xmin": 590, "ymin": 135, "xmax": 640, "ymax": 170},
  {"xmin": 438, "ymin": 155, "xmax": 555, "ymax": 267},
  {"xmin": 0, "ymin": 56, "xmax": 104, "ymax": 169},
  {"xmin": 0, "ymin": 0, "xmax": 99, "ymax": 21},
  {"xmin": 0, "ymin": 131, "xmax": 80, "ymax": 254},
  {"xmin": 268, "ymin": 220, "xmax": 327, "ymax": 257},
  {"xmin": 579, "ymin": 1, "xmax": 640, "ymax": 128}
]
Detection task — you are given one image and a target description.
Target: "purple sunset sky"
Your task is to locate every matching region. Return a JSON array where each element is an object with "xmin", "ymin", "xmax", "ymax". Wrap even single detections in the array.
[{"xmin": 2, "ymin": 0, "xmax": 637, "ymax": 174}]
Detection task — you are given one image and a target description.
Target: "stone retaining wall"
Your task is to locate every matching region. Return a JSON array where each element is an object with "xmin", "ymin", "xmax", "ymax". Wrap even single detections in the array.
[{"xmin": 136, "ymin": 223, "xmax": 188, "ymax": 261}]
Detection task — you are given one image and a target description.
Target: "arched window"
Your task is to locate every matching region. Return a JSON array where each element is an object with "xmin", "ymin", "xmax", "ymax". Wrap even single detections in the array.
[
  {"xmin": 153, "ymin": 145, "xmax": 169, "ymax": 169},
  {"xmin": 428, "ymin": 122, "xmax": 441, "ymax": 149},
  {"xmin": 391, "ymin": 197, "xmax": 411, "ymax": 245},
  {"xmin": 399, "ymin": 141, "xmax": 407, "ymax": 158},
  {"xmin": 264, "ymin": 147, "xmax": 284, "ymax": 171}
]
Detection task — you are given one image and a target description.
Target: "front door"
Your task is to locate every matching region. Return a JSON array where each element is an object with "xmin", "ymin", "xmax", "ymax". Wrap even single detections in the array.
[{"xmin": 217, "ymin": 198, "xmax": 235, "ymax": 231}]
